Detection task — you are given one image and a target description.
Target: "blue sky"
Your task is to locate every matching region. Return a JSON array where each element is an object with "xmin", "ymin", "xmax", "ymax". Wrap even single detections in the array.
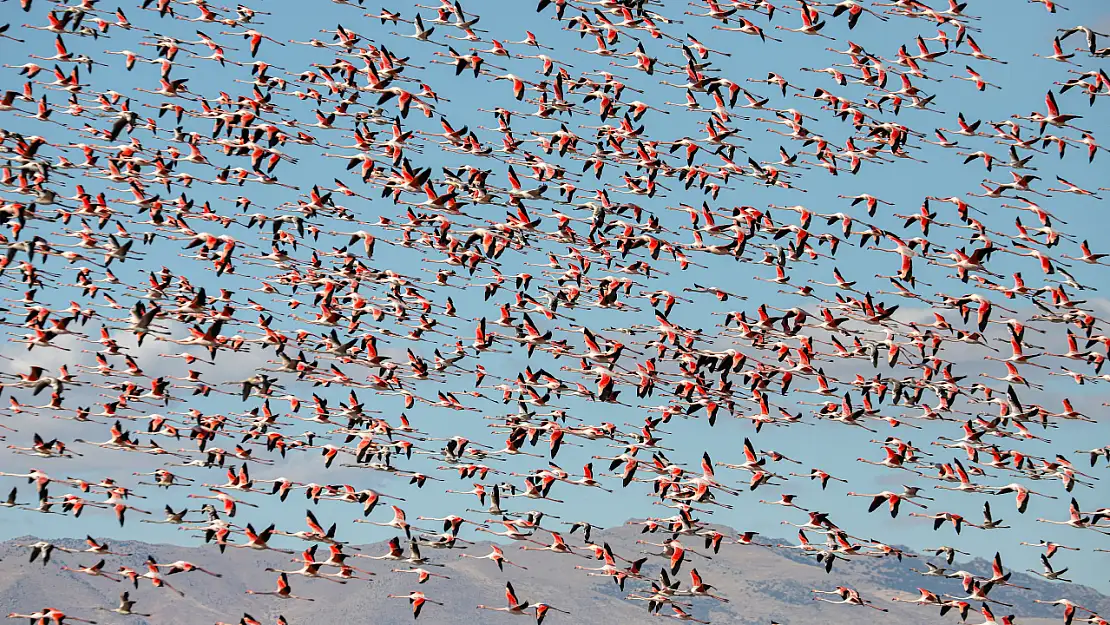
[{"xmin": 1, "ymin": 0, "xmax": 1110, "ymax": 596}]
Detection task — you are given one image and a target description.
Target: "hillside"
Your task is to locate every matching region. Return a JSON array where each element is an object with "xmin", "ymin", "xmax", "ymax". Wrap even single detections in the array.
[{"xmin": 0, "ymin": 524, "xmax": 1103, "ymax": 625}]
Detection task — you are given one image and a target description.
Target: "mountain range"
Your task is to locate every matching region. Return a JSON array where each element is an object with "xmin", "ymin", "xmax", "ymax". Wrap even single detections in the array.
[{"xmin": 0, "ymin": 523, "xmax": 1104, "ymax": 625}]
